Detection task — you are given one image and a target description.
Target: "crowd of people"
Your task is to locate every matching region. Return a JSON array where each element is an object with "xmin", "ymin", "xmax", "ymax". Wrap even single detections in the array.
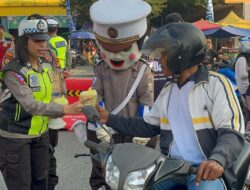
[{"xmin": 0, "ymin": 0, "xmax": 250, "ymax": 189}]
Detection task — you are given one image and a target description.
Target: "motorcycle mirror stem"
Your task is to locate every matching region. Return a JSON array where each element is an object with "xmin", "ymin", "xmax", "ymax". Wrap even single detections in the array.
[{"xmin": 81, "ymin": 106, "xmax": 114, "ymax": 144}]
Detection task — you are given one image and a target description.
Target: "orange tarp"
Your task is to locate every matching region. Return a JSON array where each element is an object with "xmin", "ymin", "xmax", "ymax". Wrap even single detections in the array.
[
  {"xmin": 0, "ymin": 0, "xmax": 61, "ymax": 6},
  {"xmin": 217, "ymin": 11, "xmax": 250, "ymax": 29},
  {"xmin": 0, "ymin": 0, "xmax": 65, "ymax": 16},
  {"xmin": 225, "ymin": 0, "xmax": 250, "ymax": 3},
  {"xmin": 193, "ymin": 19, "xmax": 221, "ymax": 31}
]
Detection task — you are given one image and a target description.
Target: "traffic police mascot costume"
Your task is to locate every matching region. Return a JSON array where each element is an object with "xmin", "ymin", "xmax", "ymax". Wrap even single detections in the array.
[{"xmin": 86, "ymin": 0, "xmax": 155, "ymax": 189}]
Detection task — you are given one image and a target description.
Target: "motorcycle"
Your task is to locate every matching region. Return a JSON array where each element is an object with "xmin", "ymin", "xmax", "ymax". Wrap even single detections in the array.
[
  {"xmin": 70, "ymin": 49, "xmax": 87, "ymax": 66},
  {"xmin": 73, "ymin": 106, "xmax": 250, "ymax": 190}
]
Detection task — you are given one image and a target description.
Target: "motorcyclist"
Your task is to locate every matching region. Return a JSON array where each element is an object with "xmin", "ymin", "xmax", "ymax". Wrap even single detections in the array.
[{"xmin": 94, "ymin": 22, "xmax": 245, "ymax": 190}]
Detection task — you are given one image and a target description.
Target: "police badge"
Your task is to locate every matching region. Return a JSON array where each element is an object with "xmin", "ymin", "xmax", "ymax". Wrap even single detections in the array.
[
  {"xmin": 29, "ymin": 74, "xmax": 40, "ymax": 91},
  {"xmin": 37, "ymin": 20, "xmax": 46, "ymax": 32}
]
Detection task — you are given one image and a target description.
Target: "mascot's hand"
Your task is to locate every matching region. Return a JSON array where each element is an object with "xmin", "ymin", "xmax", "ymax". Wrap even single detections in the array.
[
  {"xmin": 96, "ymin": 127, "xmax": 111, "ymax": 143},
  {"xmin": 132, "ymin": 137, "xmax": 150, "ymax": 146}
]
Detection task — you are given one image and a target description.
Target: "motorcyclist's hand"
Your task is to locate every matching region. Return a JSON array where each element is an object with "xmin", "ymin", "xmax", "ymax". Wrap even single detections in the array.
[
  {"xmin": 132, "ymin": 137, "xmax": 150, "ymax": 146},
  {"xmin": 63, "ymin": 100, "xmax": 84, "ymax": 114},
  {"xmin": 196, "ymin": 160, "xmax": 224, "ymax": 186},
  {"xmin": 96, "ymin": 127, "xmax": 111, "ymax": 143},
  {"xmin": 96, "ymin": 105, "xmax": 109, "ymax": 124}
]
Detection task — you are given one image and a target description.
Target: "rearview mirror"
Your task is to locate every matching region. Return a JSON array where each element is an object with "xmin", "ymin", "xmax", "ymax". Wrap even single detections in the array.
[{"xmin": 72, "ymin": 120, "xmax": 88, "ymax": 144}]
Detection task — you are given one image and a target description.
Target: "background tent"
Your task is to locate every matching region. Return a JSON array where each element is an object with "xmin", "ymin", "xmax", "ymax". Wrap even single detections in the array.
[
  {"xmin": 193, "ymin": 19, "xmax": 221, "ymax": 31},
  {"xmin": 217, "ymin": 11, "xmax": 250, "ymax": 29},
  {"xmin": 204, "ymin": 26, "xmax": 250, "ymax": 38},
  {"xmin": 70, "ymin": 31, "xmax": 95, "ymax": 40}
]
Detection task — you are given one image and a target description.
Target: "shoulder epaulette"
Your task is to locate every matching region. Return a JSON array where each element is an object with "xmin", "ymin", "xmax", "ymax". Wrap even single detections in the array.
[
  {"xmin": 139, "ymin": 58, "xmax": 149, "ymax": 66},
  {"xmin": 3, "ymin": 58, "xmax": 27, "ymax": 80}
]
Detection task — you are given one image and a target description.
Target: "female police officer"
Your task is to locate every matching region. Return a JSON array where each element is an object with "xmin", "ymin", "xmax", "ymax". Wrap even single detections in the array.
[{"xmin": 0, "ymin": 18, "xmax": 83, "ymax": 190}]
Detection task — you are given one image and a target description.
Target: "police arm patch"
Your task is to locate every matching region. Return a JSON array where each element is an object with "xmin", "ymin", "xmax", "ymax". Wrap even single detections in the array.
[{"xmin": 12, "ymin": 72, "xmax": 26, "ymax": 85}]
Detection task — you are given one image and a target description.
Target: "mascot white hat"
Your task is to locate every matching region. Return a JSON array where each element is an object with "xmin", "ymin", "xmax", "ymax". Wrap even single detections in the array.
[{"xmin": 90, "ymin": 0, "xmax": 151, "ymax": 70}]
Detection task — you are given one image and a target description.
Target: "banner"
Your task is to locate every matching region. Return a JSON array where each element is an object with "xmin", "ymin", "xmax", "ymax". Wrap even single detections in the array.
[{"xmin": 206, "ymin": 0, "xmax": 214, "ymax": 22}]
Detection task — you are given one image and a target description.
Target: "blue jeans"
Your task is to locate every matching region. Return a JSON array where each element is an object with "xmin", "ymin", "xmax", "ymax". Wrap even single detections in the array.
[{"xmin": 152, "ymin": 175, "xmax": 226, "ymax": 190}]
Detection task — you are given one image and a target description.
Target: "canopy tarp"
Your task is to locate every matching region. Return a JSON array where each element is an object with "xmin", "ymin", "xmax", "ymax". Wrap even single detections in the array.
[
  {"xmin": 70, "ymin": 31, "xmax": 95, "ymax": 40},
  {"xmin": 217, "ymin": 11, "xmax": 250, "ymax": 29},
  {"xmin": 203, "ymin": 26, "xmax": 250, "ymax": 38},
  {"xmin": 193, "ymin": 19, "xmax": 221, "ymax": 31}
]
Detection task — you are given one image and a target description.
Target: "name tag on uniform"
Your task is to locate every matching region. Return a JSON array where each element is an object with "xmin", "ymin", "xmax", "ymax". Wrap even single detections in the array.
[
  {"xmin": 55, "ymin": 41, "xmax": 66, "ymax": 48},
  {"xmin": 29, "ymin": 74, "xmax": 40, "ymax": 91}
]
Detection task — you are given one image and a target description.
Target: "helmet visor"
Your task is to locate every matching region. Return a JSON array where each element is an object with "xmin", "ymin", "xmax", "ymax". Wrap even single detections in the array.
[
  {"xmin": 141, "ymin": 24, "xmax": 179, "ymax": 60},
  {"xmin": 142, "ymin": 48, "xmax": 166, "ymax": 59},
  {"xmin": 28, "ymin": 33, "xmax": 49, "ymax": 41}
]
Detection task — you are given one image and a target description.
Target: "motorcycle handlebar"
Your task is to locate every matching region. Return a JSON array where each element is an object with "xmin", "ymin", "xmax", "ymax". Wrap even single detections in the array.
[
  {"xmin": 84, "ymin": 140, "xmax": 113, "ymax": 153},
  {"xmin": 84, "ymin": 140, "xmax": 99, "ymax": 152}
]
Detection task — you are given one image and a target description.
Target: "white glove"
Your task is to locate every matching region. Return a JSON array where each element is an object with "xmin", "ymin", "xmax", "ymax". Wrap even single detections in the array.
[
  {"xmin": 132, "ymin": 137, "xmax": 150, "ymax": 146},
  {"xmin": 96, "ymin": 127, "xmax": 111, "ymax": 143}
]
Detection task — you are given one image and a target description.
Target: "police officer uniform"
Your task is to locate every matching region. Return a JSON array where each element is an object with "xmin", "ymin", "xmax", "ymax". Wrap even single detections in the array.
[
  {"xmin": 47, "ymin": 18, "xmax": 71, "ymax": 69},
  {"xmin": 46, "ymin": 18, "xmax": 70, "ymax": 190},
  {"xmin": 88, "ymin": 0, "xmax": 155, "ymax": 189},
  {"xmin": 0, "ymin": 19, "xmax": 65, "ymax": 190}
]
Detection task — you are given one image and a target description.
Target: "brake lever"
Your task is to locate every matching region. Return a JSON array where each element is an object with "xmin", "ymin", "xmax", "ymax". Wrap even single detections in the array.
[{"xmin": 74, "ymin": 153, "xmax": 91, "ymax": 158}]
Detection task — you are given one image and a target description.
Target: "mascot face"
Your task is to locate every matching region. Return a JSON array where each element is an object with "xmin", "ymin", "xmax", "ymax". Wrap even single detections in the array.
[{"xmin": 100, "ymin": 42, "xmax": 142, "ymax": 70}]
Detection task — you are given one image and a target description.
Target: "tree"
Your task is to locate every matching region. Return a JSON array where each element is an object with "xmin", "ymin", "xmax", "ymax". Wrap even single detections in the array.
[
  {"xmin": 148, "ymin": 0, "xmax": 232, "ymax": 27},
  {"xmin": 60, "ymin": 0, "xmax": 167, "ymax": 28},
  {"xmin": 145, "ymin": 0, "xmax": 167, "ymax": 19}
]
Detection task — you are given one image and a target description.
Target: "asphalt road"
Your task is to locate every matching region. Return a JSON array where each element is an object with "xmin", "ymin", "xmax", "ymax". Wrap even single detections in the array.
[
  {"xmin": 0, "ymin": 65, "xmax": 94, "ymax": 190},
  {"xmin": 0, "ymin": 130, "xmax": 93, "ymax": 190},
  {"xmin": 70, "ymin": 64, "xmax": 94, "ymax": 78}
]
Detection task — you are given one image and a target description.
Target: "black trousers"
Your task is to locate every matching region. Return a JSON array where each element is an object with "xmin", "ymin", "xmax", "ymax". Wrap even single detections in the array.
[
  {"xmin": 87, "ymin": 129, "xmax": 157, "ymax": 190},
  {"xmin": 48, "ymin": 129, "xmax": 59, "ymax": 190},
  {"xmin": 0, "ymin": 132, "xmax": 50, "ymax": 190}
]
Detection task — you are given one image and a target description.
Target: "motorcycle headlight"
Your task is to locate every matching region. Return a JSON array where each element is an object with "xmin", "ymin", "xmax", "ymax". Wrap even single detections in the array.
[
  {"xmin": 123, "ymin": 164, "xmax": 156, "ymax": 190},
  {"xmin": 105, "ymin": 155, "xmax": 120, "ymax": 190}
]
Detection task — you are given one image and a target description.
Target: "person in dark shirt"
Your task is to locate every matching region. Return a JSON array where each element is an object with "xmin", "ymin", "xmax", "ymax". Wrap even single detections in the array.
[{"xmin": 205, "ymin": 38, "xmax": 217, "ymax": 68}]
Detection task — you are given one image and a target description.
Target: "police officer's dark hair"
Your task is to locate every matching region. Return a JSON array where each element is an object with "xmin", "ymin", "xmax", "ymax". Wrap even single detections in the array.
[
  {"xmin": 48, "ymin": 27, "xmax": 57, "ymax": 33},
  {"xmin": 15, "ymin": 35, "xmax": 29, "ymax": 65},
  {"xmin": 27, "ymin": 14, "xmax": 45, "ymax": 20}
]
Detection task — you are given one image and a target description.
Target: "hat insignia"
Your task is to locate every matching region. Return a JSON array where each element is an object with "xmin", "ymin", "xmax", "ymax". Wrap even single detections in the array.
[
  {"xmin": 37, "ymin": 20, "xmax": 46, "ymax": 31},
  {"xmin": 107, "ymin": 27, "xmax": 118, "ymax": 38}
]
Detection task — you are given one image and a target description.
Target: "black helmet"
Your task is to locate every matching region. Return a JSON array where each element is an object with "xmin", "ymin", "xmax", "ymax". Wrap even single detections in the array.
[
  {"xmin": 142, "ymin": 22, "xmax": 207, "ymax": 73},
  {"xmin": 165, "ymin": 12, "xmax": 184, "ymax": 24}
]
